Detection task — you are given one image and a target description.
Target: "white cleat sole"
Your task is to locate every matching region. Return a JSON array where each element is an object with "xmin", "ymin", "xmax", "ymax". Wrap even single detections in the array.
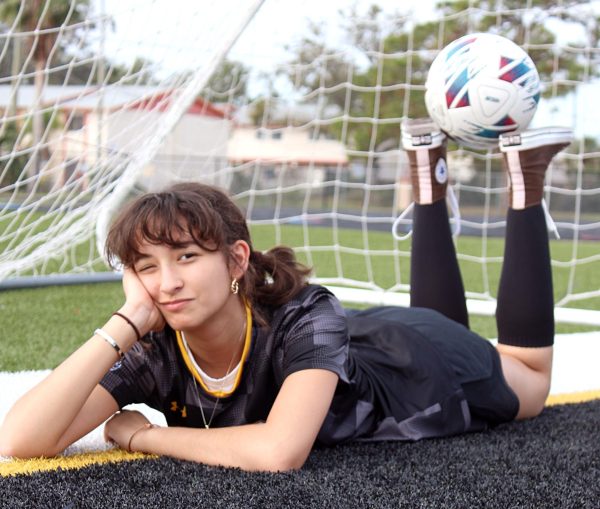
[{"xmin": 499, "ymin": 127, "xmax": 574, "ymax": 152}]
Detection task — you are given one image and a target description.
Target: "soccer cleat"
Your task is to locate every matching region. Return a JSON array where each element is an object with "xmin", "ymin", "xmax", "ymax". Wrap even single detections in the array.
[
  {"xmin": 499, "ymin": 127, "xmax": 573, "ymax": 209},
  {"xmin": 401, "ymin": 118, "xmax": 449, "ymax": 204}
]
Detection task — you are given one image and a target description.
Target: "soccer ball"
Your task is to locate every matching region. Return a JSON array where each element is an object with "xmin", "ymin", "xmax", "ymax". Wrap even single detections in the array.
[{"xmin": 424, "ymin": 33, "xmax": 540, "ymax": 150}]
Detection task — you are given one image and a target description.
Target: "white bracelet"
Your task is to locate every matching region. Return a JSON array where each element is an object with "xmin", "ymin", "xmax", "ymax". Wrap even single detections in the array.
[{"xmin": 95, "ymin": 328, "xmax": 124, "ymax": 359}]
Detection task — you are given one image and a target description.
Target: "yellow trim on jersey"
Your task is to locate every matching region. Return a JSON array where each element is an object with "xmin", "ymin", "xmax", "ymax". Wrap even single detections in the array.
[{"xmin": 176, "ymin": 302, "xmax": 252, "ymax": 398}]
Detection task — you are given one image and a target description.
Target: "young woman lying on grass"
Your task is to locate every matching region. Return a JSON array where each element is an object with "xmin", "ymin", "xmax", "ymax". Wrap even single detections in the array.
[{"xmin": 0, "ymin": 120, "xmax": 572, "ymax": 472}]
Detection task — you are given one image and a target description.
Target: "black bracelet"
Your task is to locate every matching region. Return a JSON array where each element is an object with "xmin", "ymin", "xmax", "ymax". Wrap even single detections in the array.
[{"xmin": 112, "ymin": 312, "xmax": 142, "ymax": 341}]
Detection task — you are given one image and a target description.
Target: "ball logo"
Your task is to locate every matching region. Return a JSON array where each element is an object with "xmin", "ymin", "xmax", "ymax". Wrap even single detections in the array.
[{"xmin": 435, "ymin": 158, "xmax": 448, "ymax": 184}]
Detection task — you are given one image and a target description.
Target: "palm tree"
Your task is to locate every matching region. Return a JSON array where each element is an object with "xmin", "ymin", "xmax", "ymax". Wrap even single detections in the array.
[{"xmin": 0, "ymin": 0, "xmax": 91, "ymax": 180}]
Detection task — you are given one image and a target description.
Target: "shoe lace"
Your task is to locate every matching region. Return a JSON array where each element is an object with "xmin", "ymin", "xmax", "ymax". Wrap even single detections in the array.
[
  {"xmin": 391, "ymin": 202, "xmax": 414, "ymax": 241},
  {"xmin": 392, "ymin": 186, "xmax": 462, "ymax": 241},
  {"xmin": 447, "ymin": 186, "xmax": 462, "ymax": 238},
  {"xmin": 392, "ymin": 195, "xmax": 559, "ymax": 241},
  {"xmin": 541, "ymin": 198, "xmax": 561, "ymax": 239}
]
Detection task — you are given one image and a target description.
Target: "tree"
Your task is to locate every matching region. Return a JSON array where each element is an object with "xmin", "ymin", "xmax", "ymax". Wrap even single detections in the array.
[
  {"xmin": 0, "ymin": 120, "xmax": 27, "ymax": 186},
  {"xmin": 278, "ymin": 19, "xmax": 358, "ymax": 118},
  {"xmin": 0, "ymin": 0, "xmax": 91, "ymax": 178},
  {"xmin": 280, "ymin": 1, "xmax": 600, "ymax": 153},
  {"xmin": 278, "ymin": 4, "xmax": 414, "ymax": 149},
  {"xmin": 203, "ymin": 58, "xmax": 250, "ymax": 106}
]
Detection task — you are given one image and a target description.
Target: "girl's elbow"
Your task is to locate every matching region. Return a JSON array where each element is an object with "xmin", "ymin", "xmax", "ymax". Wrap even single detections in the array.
[
  {"xmin": 0, "ymin": 428, "xmax": 20, "ymax": 458},
  {"xmin": 263, "ymin": 457, "xmax": 304, "ymax": 472},
  {"xmin": 259, "ymin": 442, "xmax": 309, "ymax": 472},
  {"xmin": 0, "ymin": 436, "xmax": 11, "ymax": 458},
  {"xmin": 0, "ymin": 431, "xmax": 60, "ymax": 459},
  {"xmin": 0, "ymin": 438, "xmax": 30, "ymax": 459}
]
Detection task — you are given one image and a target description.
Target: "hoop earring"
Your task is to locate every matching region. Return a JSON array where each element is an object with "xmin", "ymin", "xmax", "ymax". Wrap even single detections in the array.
[{"xmin": 230, "ymin": 277, "xmax": 239, "ymax": 295}]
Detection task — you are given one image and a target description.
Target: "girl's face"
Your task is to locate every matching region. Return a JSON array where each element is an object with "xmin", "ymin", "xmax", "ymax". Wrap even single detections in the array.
[{"xmin": 132, "ymin": 235, "xmax": 248, "ymax": 333}]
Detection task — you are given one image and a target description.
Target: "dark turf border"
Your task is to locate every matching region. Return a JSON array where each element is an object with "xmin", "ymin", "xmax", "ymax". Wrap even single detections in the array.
[{"xmin": 1, "ymin": 400, "xmax": 598, "ymax": 509}]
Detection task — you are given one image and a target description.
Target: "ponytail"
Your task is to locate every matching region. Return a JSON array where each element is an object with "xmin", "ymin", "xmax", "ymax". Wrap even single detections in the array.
[{"xmin": 242, "ymin": 246, "xmax": 311, "ymax": 325}]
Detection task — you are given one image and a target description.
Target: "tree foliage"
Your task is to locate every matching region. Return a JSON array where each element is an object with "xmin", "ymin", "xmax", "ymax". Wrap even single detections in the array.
[
  {"xmin": 0, "ymin": 0, "xmax": 92, "ymax": 65},
  {"xmin": 0, "ymin": 120, "xmax": 27, "ymax": 186},
  {"xmin": 202, "ymin": 58, "xmax": 250, "ymax": 105},
  {"xmin": 278, "ymin": 0, "xmax": 600, "ymax": 152},
  {"xmin": 0, "ymin": 2, "xmax": 156, "ymax": 86},
  {"xmin": 0, "ymin": 0, "xmax": 93, "ymax": 177}
]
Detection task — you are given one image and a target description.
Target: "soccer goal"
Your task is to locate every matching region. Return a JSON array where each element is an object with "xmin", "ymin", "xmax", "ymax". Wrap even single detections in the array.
[{"xmin": 0, "ymin": 0, "xmax": 599, "ymax": 326}]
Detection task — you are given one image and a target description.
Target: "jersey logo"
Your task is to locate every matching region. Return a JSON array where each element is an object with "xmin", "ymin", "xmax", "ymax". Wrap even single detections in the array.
[
  {"xmin": 109, "ymin": 361, "xmax": 122, "ymax": 372},
  {"xmin": 170, "ymin": 400, "xmax": 187, "ymax": 418}
]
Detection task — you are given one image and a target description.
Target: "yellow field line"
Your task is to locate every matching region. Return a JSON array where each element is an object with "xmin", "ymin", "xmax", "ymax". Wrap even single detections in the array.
[
  {"xmin": 0, "ymin": 449, "xmax": 155, "ymax": 477},
  {"xmin": 546, "ymin": 389, "xmax": 600, "ymax": 406}
]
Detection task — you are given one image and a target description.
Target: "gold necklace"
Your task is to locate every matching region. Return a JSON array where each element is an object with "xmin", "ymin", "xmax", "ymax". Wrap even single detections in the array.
[{"xmin": 187, "ymin": 318, "xmax": 246, "ymax": 429}]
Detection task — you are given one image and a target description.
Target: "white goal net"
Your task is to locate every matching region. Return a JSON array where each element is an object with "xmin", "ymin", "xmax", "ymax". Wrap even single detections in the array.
[{"xmin": 1, "ymin": 0, "xmax": 599, "ymax": 326}]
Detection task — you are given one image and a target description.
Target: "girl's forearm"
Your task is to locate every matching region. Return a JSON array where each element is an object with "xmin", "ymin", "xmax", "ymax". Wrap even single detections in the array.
[
  {"xmin": 0, "ymin": 315, "xmax": 138, "ymax": 456},
  {"xmin": 130, "ymin": 421, "xmax": 307, "ymax": 472}
]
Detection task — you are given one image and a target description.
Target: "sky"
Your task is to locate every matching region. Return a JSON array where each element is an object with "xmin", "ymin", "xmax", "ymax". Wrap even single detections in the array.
[
  {"xmin": 98, "ymin": 0, "xmax": 435, "ymax": 71},
  {"xmin": 228, "ymin": 0, "xmax": 435, "ymax": 66}
]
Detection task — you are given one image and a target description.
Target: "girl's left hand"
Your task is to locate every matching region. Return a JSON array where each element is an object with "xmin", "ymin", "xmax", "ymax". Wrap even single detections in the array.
[
  {"xmin": 104, "ymin": 410, "xmax": 150, "ymax": 451},
  {"xmin": 120, "ymin": 268, "xmax": 165, "ymax": 335}
]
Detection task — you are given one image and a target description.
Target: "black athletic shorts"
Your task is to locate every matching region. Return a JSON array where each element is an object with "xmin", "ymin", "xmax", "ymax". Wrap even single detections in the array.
[
  {"xmin": 396, "ymin": 306, "xmax": 520, "ymax": 428},
  {"xmin": 350, "ymin": 306, "xmax": 520, "ymax": 429}
]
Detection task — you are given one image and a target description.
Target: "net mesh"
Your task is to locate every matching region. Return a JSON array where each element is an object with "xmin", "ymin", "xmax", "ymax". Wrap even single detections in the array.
[{"xmin": 0, "ymin": 0, "xmax": 599, "ymax": 324}]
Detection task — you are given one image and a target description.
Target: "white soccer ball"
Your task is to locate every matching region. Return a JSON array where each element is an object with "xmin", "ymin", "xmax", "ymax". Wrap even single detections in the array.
[{"xmin": 425, "ymin": 33, "xmax": 540, "ymax": 150}]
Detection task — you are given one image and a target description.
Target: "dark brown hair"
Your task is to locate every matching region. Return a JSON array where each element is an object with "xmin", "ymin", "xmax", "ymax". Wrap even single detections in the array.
[{"xmin": 105, "ymin": 182, "xmax": 311, "ymax": 324}]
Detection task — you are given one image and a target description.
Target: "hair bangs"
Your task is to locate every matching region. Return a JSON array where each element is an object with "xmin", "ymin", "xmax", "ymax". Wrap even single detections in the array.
[{"xmin": 105, "ymin": 183, "xmax": 244, "ymax": 270}]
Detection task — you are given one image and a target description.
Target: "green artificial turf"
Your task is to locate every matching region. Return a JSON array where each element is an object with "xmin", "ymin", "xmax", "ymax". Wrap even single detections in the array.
[{"xmin": 0, "ymin": 282, "xmax": 124, "ymax": 371}]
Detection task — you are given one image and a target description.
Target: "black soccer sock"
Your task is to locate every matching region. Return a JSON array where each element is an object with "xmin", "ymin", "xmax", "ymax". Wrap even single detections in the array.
[
  {"xmin": 496, "ymin": 205, "xmax": 554, "ymax": 347},
  {"xmin": 410, "ymin": 200, "xmax": 469, "ymax": 328}
]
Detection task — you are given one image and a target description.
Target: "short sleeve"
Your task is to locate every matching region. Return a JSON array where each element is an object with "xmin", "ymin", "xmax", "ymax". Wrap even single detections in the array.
[
  {"xmin": 99, "ymin": 341, "xmax": 160, "ymax": 409},
  {"xmin": 273, "ymin": 286, "xmax": 350, "ymax": 382}
]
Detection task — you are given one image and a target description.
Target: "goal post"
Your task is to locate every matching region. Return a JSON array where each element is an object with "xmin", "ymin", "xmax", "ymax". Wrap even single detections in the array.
[
  {"xmin": 0, "ymin": 1, "xmax": 599, "ymax": 327},
  {"xmin": 0, "ymin": 0, "xmax": 266, "ymax": 279}
]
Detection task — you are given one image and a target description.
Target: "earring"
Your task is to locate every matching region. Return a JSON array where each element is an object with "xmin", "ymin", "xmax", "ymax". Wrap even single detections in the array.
[{"xmin": 230, "ymin": 277, "xmax": 239, "ymax": 295}]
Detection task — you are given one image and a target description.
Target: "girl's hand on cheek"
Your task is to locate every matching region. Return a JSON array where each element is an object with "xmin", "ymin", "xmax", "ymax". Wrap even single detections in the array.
[{"xmin": 120, "ymin": 268, "xmax": 165, "ymax": 335}]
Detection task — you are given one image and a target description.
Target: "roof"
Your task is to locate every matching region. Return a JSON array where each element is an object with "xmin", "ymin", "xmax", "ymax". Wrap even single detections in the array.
[
  {"xmin": 0, "ymin": 85, "xmax": 226, "ymax": 118},
  {"xmin": 228, "ymin": 126, "xmax": 348, "ymax": 166},
  {"xmin": 230, "ymin": 102, "xmax": 342, "ymax": 127}
]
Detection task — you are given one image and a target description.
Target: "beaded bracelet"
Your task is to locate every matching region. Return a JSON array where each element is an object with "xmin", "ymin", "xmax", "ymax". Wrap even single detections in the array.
[
  {"xmin": 112, "ymin": 312, "xmax": 142, "ymax": 341},
  {"xmin": 94, "ymin": 328, "xmax": 124, "ymax": 359},
  {"xmin": 127, "ymin": 423, "xmax": 158, "ymax": 453}
]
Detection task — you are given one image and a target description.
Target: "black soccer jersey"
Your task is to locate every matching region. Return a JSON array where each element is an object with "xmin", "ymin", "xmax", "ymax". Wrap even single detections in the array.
[{"xmin": 100, "ymin": 284, "xmax": 517, "ymax": 445}]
